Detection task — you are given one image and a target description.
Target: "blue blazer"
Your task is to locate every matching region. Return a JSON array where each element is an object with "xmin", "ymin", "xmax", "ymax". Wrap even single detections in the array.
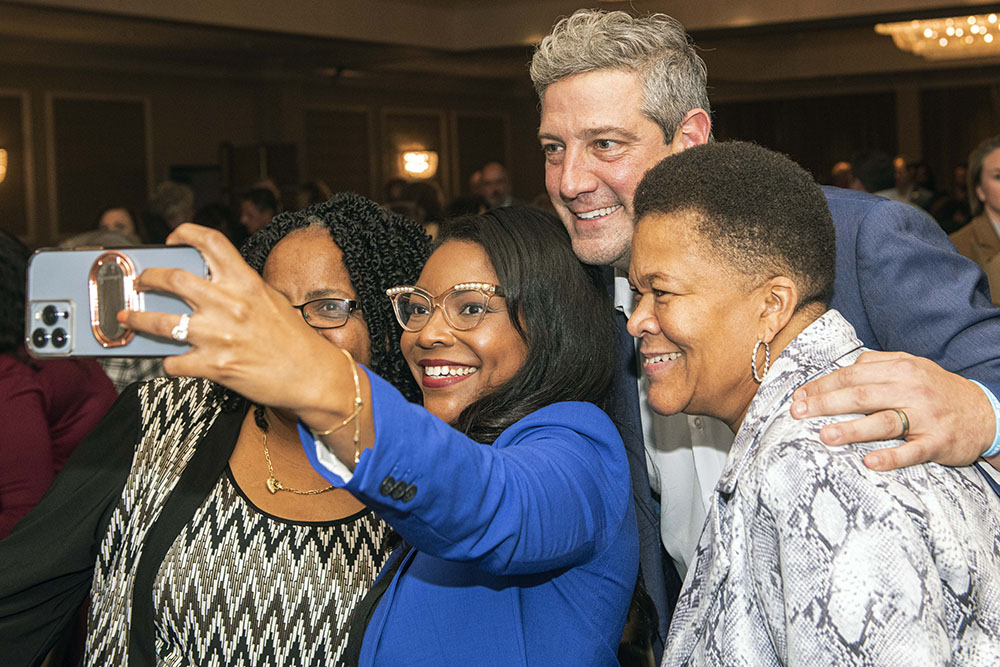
[
  {"xmin": 626, "ymin": 187, "xmax": 1000, "ymax": 660},
  {"xmin": 823, "ymin": 186, "xmax": 1000, "ymax": 396},
  {"xmin": 304, "ymin": 370, "xmax": 638, "ymax": 666}
]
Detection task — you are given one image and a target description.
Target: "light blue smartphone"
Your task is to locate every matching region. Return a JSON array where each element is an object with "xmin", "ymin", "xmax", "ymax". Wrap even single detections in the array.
[{"xmin": 25, "ymin": 245, "xmax": 208, "ymax": 358}]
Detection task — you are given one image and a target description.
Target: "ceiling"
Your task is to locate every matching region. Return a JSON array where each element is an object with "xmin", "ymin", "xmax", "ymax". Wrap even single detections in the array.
[{"xmin": 2, "ymin": 0, "xmax": 1000, "ymax": 89}]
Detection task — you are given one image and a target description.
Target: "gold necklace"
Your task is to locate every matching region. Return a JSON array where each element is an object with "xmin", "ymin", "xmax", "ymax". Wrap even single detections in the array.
[{"xmin": 257, "ymin": 407, "xmax": 335, "ymax": 496}]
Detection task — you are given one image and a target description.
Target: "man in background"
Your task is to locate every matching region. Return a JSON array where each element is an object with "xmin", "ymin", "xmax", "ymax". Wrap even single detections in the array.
[{"xmin": 239, "ymin": 187, "xmax": 278, "ymax": 235}]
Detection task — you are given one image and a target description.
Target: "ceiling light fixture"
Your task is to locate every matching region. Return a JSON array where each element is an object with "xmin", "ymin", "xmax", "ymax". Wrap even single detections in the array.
[{"xmin": 876, "ymin": 14, "xmax": 1000, "ymax": 59}]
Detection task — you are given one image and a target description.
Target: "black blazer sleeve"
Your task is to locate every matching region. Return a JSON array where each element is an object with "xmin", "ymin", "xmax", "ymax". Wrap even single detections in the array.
[{"xmin": 0, "ymin": 384, "xmax": 140, "ymax": 667}]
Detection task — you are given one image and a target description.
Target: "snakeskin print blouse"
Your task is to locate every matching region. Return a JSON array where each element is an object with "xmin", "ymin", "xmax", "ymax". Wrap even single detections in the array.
[{"xmin": 664, "ymin": 310, "xmax": 1000, "ymax": 666}]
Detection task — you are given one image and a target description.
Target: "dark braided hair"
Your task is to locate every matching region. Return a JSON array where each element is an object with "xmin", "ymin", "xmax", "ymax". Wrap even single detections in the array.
[
  {"xmin": 216, "ymin": 192, "xmax": 430, "ymax": 409},
  {"xmin": 0, "ymin": 231, "xmax": 30, "ymax": 354}
]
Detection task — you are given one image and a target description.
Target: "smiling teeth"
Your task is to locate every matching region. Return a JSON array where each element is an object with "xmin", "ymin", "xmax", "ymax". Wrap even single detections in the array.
[
  {"xmin": 644, "ymin": 352, "xmax": 681, "ymax": 365},
  {"xmin": 424, "ymin": 365, "xmax": 478, "ymax": 377},
  {"xmin": 576, "ymin": 205, "xmax": 621, "ymax": 220}
]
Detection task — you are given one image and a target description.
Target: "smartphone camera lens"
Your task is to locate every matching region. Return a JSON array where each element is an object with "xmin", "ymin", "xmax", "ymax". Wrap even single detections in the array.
[
  {"xmin": 51, "ymin": 328, "xmax": 69, "ymax": 349},
  {"xmin": 42, "ymin": 304, "xmax": 61, "ymax": 325},
  {"xmin": 31, "ymin": 328, "xmax": 49, "ymax": 348}
]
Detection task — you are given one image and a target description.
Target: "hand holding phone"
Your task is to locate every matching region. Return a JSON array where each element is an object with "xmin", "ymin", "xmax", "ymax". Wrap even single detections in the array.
[{"xmin": 26, "ymin": 245, "xmax": 208, "ymax": 357}]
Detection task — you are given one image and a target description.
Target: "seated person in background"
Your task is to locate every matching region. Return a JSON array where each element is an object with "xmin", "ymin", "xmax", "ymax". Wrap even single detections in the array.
[
  {"xmin": 296, "ymin": 180, "xmax": 333, "ymax": 211},
  {"xmin": 479, "ymin": 161, "xmax": 517, "ymax": 209},
  {"xmin": 931, "ymin": 163, "xmax": 972, "ymax": 234},
  {"xmin": 951, "ymin": 135, "xmax": 1000, "ymax": 305},
  {"xmin": 252, "ymin": 177, "xmax": 284, "ymax": 212},
  {"xmin": 240, "ymin": 186, "xmax": 278, "ymax": 235},
  {"xmin": 444, "ymin": 193, "xmax": 488, "ymax": 219},
  {"xmin": 143, "ymin": 181, "xmax": 195, "ymax": 244},
  {"xmin": 0, "ymin": 194, "xmax": 429, "ymax": 665},
  {"xmin": 0, "ymin": 231, "xmax": 117, "ymax": 539},
  {"xmin": 874, "ymin": 155, "xmax": 934, "ymax": 210},
  {"xmin": 117, "ymin": 206, "xmax": 638, "ymax": 665},
  {"xmin": 95, "ymin": 205, "xmax": 140, "ymax": 240},
  {"xmin": 829, "ymin": 160, "xmax": 853, "ymax": 189},
  {"xmin": 626, "ymin": 142, "xmax": 1000, "ymax": 665},
  {"xmin": 58, "ymin": 230, "xmax": 165, "ymax": 392},
  {"xmin": 193, "ymin": 201, "xmax": 246, "ymax": 247}
]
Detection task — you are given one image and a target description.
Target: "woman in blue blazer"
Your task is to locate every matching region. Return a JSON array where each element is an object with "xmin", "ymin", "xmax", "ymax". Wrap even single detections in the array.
[{"xmin": 123, "ymin": 206, "xmax": 638, "ymax": 666}]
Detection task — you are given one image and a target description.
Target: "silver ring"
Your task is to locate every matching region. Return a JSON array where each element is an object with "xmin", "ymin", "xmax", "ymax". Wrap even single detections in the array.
[
  {"xmin": 170, "ymin": 313, "xmax": 191, "ymax": 342},
  {"xmin": 892, "ymin": 408, "xmax": 910, "ymax": 439}
]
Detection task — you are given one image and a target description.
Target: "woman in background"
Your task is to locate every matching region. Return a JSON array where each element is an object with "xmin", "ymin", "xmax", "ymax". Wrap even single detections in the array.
[
  {"xmin": 0, "ymin": 230, "xmax": 116, "ymax": 539},
  {"xmin": 951, "ymin": 134, "xmax": 1000, "ymax": 305}
]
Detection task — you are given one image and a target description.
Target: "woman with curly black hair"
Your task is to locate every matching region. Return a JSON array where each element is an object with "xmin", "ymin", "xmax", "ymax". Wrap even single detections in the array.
[{"xmin": 0, "ymin": 194, "xmax": 430, "ymax": 666}]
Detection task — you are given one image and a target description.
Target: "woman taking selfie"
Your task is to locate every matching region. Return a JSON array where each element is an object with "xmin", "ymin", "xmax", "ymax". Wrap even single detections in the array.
[
  {"xmin": 117, "ymin": 206, "xmax": 637, "ymax": 665},
  {"xmin": 625, "ymin": 142, "xmax": 1000, "ymax": 665},
  {"xmin": 0, "ymin": 194, "xmax": 429, "ymax": 666}
]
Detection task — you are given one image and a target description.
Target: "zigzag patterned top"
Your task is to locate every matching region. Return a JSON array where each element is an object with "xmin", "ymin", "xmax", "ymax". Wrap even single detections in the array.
[
  {"xmin": 664, "ymin": 310, "xmax": 1000, "ymax": 666},
  {"xmin": 84, "ymin": 377, "xmax": 392, "ymax": 665}
]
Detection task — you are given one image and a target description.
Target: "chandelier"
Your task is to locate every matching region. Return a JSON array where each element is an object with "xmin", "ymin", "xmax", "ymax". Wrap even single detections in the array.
[{"xmin": 876, "ymin": 13, "xmax": 1000, "ymax": 60}]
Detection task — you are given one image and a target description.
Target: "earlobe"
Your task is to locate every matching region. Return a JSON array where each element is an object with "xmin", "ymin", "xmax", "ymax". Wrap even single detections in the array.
[
  {"xmin": 671, "ymin": 109, "xmax": 712, "ymax": 151},
  {"xmin": 757, "ymin": 277, "xmax": 797, "ymax": 343}
]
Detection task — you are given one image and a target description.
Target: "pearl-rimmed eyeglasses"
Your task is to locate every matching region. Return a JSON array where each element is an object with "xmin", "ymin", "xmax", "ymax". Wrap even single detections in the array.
[{"xmin": 385, "ymin": 282, "xmax": 505, "ymax": 332}]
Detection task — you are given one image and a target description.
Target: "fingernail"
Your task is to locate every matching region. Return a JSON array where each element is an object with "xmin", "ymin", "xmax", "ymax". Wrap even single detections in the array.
[
  {"xmin": 793, "ymin": 389, "xmax": 805, "ymax": 401},
  {"xmin": 116, "ymin": 310, "xmax": 127, "ymax": 323},
  {"xmin": 824, "ymin": 426, "xmax": 841, "ymax": 444},
  {"xmin": 865, "ymin": 453, "xmax": 884, "ymax": 470},
  {"xmin": 791, "ymin": 401, "xmax": 806, "ymax": 417}
]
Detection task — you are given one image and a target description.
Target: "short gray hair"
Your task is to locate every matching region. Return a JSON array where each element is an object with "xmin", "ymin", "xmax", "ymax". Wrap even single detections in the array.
[
  {"xmin": 530, "ymin": 9, "xmax": 711, "ymax": 142},
  {"xmin": 148, "ymin": 180, "xmax": 194, "ymax": 222}
]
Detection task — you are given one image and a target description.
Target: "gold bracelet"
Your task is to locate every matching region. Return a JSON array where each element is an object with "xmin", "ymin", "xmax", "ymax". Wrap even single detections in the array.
[{"xmin": 313, "ymin": 348, "xmax": 364, "ymax": 463}]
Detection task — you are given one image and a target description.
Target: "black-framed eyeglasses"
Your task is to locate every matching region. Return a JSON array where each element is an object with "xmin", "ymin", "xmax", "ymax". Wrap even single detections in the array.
[
  {"xmin": 291, "ymin": 298, "xmax": 361, "ymax": 330},
  {"xmin": 385, "ymin": 282, "xmax": 505, "ymax": 332}
]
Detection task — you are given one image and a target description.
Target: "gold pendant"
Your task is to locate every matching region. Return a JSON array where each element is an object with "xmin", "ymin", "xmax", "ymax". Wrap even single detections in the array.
[{"xmin": 266, "ymin": 477, "xmax": 281, "ymax": 494}]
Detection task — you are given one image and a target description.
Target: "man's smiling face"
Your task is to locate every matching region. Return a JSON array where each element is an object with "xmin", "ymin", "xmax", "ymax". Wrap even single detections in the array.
[{"xmin": 538, "ymin": 68, "xmax": 677, "ymax": 269}]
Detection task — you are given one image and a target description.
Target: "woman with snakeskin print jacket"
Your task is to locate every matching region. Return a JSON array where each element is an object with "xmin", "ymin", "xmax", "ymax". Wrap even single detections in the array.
[{"xmin": 627, "ymin": 142, "xmax": 1000, "ymax": 666}]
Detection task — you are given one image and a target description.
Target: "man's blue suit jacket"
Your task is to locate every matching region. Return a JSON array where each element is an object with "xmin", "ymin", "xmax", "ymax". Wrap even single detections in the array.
[{"xmin": 626, "ymin": 186, "xmax": 1000, "ymax": 660}]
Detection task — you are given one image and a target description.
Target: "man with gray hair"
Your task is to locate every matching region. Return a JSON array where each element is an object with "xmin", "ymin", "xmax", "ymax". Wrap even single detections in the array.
[{"xmin": 531, "ymin": 8, "xmax": 1000, "ymax": 660}]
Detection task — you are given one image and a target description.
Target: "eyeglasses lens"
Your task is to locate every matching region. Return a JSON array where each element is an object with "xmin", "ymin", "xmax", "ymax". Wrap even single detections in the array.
[
  {"xmin": 444, "ymin": 290, "xmax": 489, "ymax": 330},
  {"xmin": 303, "ymin": 299, "xmax": 351, "ymax": 328},
  {"xmin": 394, "ymin": 292, "xmax": 432, "ymax": 331}
]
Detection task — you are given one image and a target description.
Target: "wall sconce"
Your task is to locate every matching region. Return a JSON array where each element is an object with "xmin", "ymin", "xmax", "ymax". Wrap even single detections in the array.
[
  {"xmin": 0, "ymin": 149, "xmax": 7, "ymax": 185},
  {"xmin": 399, "ymin": 150, "xmax": 438, "ymax": 179}
]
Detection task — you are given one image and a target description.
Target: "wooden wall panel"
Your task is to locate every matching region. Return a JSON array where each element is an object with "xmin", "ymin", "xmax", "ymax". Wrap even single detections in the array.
[
  {"xmin": 453, "ymin": 112, "xmax": 509, "ymax": 196},
  {"xmin": 304, "ymin": 107, "xmax": 374, "ymax": 200},
  {"xmin": 712, "ymin": 93, "xmax": 897, "ymax": 183},
  {"xmin": 0, "ymin": 93, "xmax": 29, "ymax": 238},
  {"xmin": 920, "ymin": 85, "xmax": 1000, "ymax": 186},
  {"xmin": 49, "ymin": 96, "xmax": 148, "ymax": 236}
]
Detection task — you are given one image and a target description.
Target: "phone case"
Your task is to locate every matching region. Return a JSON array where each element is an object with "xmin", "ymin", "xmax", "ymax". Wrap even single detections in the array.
[{"xmin": 25, "ymin": 245, "xmax": 208, "ymax": 357}]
